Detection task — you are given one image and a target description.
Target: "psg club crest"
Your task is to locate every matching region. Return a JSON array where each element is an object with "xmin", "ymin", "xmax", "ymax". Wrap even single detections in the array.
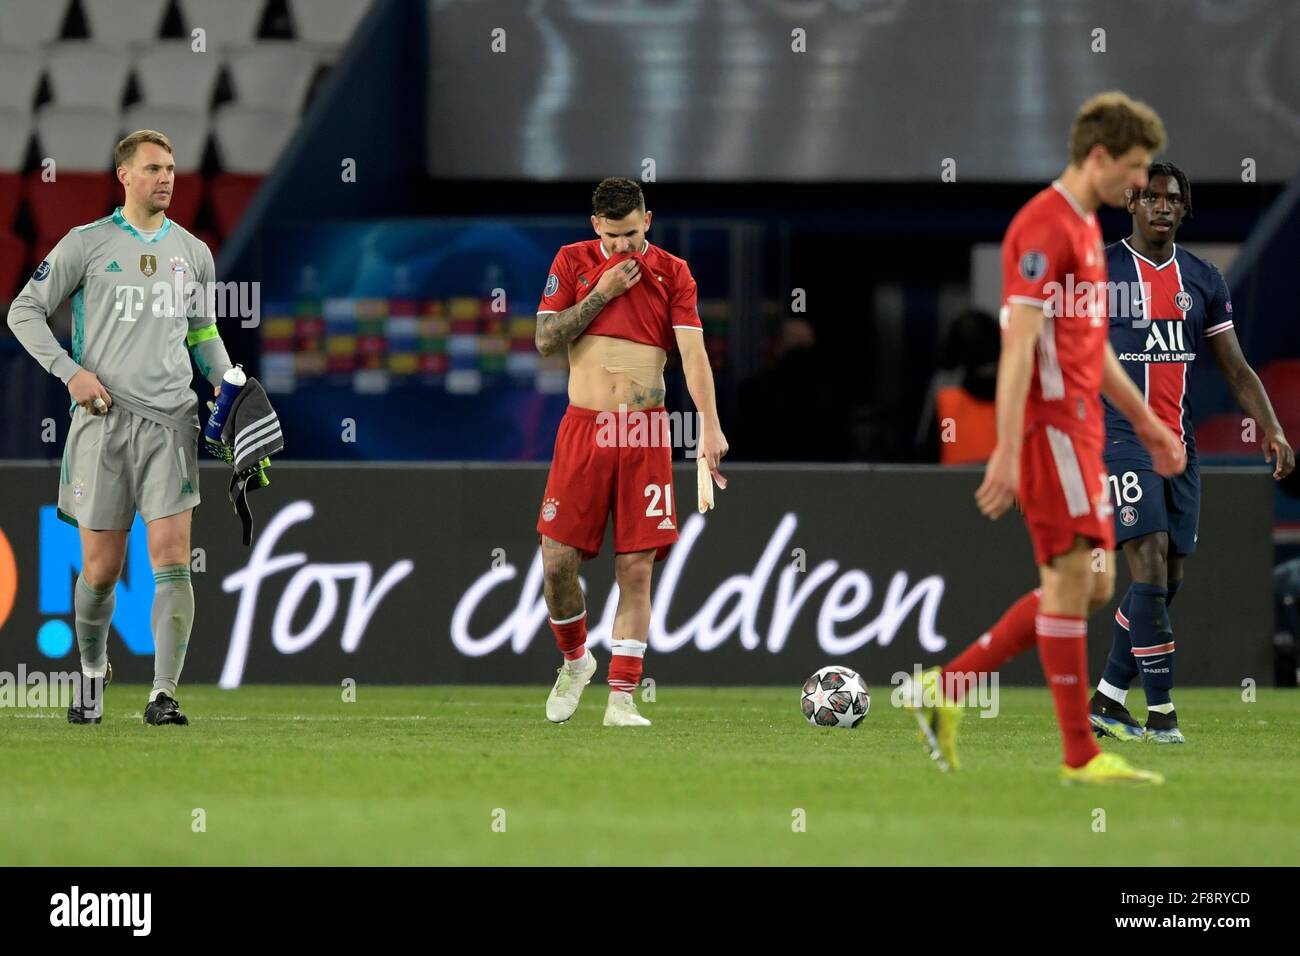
[
  {"xmin": 1019, "ymin": 250, "xmax": 1047, "ymax": 281},
  {"xmin": 1120, "ymin": 505, "xmax": 1138, "ymax": 527},
  {"xmin": 139, "ymin": 254, "xmax": 157, "ymax": 277},
  {"xmin": 544, "ymin": 274, "xmax": 559, "ymax": 297},
  {"xmin": 1175, "ymin": 290, "xmax": 1193, "ymax": 312}
]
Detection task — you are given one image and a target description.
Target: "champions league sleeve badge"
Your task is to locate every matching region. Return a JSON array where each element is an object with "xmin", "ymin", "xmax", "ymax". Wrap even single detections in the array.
[{"xmin": 1019, "ymin": 250, "xmax": 1047, "ymax": 281}]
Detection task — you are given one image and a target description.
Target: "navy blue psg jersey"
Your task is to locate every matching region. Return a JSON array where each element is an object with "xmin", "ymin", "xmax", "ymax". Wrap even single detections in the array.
[{"xmin": 1102, "ymin": 238, "xmax": 1235, "ymax": 464}]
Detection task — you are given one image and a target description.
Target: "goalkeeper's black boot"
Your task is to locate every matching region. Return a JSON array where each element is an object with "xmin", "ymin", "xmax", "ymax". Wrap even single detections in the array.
[
  {"xmin": 144, "ymin": 692, "xmax": 189, "ymax": 726},
  {"xmin": 1088, "ymin": 690, "xmax": 1144, "ymax": 742},
  {"xmin": 67, "ymin": 666, "xmax": 108, "ymax": 724}
]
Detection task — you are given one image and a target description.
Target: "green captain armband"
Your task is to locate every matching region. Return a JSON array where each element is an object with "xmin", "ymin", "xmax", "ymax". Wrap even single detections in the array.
[{"xmin": 186, "ymin": 323, "xmax": 220, "ymax": 347}]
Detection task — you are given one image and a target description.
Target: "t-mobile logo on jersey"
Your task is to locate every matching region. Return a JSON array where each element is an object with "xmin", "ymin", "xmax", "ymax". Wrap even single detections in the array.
[
  {"xmin": 111, "ymin": 285, "xmax": 146, "ymax": 322},
  {"xmin": 111, "ymin": 280, "xmax": 262, "ymax": 326}
]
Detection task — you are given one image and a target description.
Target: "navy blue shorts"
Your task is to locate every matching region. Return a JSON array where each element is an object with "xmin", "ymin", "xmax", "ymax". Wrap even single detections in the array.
[{"xmin": 1104, "ymin": 457, "xmax": 1200, "ymax": 556}]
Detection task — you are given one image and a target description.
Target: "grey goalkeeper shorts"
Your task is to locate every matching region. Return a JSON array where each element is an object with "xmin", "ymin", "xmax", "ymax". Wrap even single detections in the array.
[{"xmin": 57, "ymin": 404, "xmax": 201, "ymax": 530}]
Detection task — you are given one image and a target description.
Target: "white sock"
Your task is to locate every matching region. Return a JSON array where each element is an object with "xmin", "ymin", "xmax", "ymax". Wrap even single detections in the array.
[
  {"xmin": 1097, "ymin": 679, "xmax": 1127, "ymax": 706},
  {"xmin": 1148, "ymin": 701, "xmax": 1175, "ymax": 715}
]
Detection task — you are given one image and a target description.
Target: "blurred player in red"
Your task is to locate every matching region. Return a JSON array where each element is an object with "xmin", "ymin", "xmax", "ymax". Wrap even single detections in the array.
[
  {"xmin": 905, "ymin": 92, "xmax": 1185, "ymax": 784},
  {"xmin": 534, "ymin": 177, "xmax": 728, "ymax": 727}
]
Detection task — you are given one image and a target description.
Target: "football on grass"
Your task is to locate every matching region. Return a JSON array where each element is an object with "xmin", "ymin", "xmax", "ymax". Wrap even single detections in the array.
[{"xmin": 801, "ymin": 665, "xmax": 870, "ymax": 728}]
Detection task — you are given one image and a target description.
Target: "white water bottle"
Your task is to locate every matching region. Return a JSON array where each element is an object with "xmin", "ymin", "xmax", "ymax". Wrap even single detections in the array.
[{"xmin": 205, "ymin": 365, "xmax": 247, "ymax": 442}]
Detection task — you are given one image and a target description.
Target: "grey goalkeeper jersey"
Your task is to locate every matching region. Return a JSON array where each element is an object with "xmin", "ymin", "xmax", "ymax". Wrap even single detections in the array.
[{"xmin": 7, "ymin": 207, "xmax": 233, "ymax": 435}]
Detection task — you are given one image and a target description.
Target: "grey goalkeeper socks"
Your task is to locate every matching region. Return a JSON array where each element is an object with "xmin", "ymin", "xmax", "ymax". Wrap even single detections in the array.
[
  {"xmin": 150, "ymin": 564, "xmax": 194, "ymax": 699},
  {"xmin": 74, "ymin": 573, "xmax": 115, "ymax": 678}
]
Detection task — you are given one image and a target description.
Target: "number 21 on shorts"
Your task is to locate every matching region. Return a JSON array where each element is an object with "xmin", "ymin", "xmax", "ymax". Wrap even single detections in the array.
[{"xmin": 644, "ymin": 482, "xmax": 673, "ymax": 517}]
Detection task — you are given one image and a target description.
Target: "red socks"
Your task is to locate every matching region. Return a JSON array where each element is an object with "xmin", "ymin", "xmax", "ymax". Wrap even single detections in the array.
[
  {"xmin": 549, "ymin": 614, "xmax": 648, "ymax": 697},
  {"xmin": 943, "ymin": 590, "xmax": 1101, "ymax": 768},
  {"xmin": 1035, "ymin": 613, "xmax": 1100, "ymax": 768},
  {"xmin": 942, "ymin": 589, "xmax": 1040, "ymax": 695},
  {"xmin": 549, "ymin": 611, "xmax": 587, "ymax": 662},
  {"xmin": 608, "ymin": 639, "xmax": 646, "ymax": 694}
]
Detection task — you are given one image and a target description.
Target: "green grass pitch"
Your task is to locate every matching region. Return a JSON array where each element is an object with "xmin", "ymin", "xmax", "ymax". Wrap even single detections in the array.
[{"xmin": 2, "ymin": 685, "xmax": 1296, "ymax": 865}]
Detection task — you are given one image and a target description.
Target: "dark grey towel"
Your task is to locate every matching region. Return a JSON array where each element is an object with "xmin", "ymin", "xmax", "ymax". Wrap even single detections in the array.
[
  {"xmin": 219, "ymin": 376, "xmax": 283, "ymax": 546},
  {"xmin": 220, "ymin": 376, "xmax": 284, "ymax": 472}
]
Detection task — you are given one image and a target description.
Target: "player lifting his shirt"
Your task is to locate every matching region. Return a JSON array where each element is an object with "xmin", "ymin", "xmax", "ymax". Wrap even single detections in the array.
[{"xmin": 534, "ymin": 177, "xmax": 728, "ymax": 727}]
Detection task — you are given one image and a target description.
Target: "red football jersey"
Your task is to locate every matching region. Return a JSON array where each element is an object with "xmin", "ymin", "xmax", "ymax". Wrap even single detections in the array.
[
  {"xmin": 536, "ymin": 239, "xmax": 702, "ymax": 352},
  {"xmin": 1000, "ymin": 182, "xmax": 1109, "ymax": 440}
]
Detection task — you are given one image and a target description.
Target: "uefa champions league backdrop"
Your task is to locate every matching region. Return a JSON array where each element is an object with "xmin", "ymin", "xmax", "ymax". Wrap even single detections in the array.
[{"xmin": 0, "ymin": 464, "xmax": 1273, "ymax": 687}]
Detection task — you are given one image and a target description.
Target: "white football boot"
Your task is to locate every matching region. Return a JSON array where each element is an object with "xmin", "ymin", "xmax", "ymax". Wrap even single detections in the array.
[
  {"xmin": 603, "ymin": 690, "xmax": 651, "ymax": 727},
  {"xmin": 545, "ymin": 650, "xmax": 598, "ymax": 723}
]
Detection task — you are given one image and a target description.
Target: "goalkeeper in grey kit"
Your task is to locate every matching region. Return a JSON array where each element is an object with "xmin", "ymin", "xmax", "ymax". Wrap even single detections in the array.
[{"xmin": 7, "ymin": 130, "xmax": 235, "ymax": 725}]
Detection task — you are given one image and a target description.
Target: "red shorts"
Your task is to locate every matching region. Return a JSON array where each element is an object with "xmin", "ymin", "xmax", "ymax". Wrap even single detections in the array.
[
  {"xmin": 1019, "ymin": 422, "xmax": 1115, "ymax": 566},
  {"xmin": 537, "ymin": 405, "xmax": 679, "ymax": 561}
]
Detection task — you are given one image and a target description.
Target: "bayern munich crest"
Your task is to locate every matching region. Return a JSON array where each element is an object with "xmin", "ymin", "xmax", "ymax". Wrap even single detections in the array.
[
  {"xmin": 1120, "ymin": 505, "xmax": 1138, "ymax": 527},
  {"xmin": 541, "ymin": 497, "xmax": 559, "ymax": 521},
  {"xmin": 1175, "ymin": 290, "xmax": 1193, "ymax": 311}
]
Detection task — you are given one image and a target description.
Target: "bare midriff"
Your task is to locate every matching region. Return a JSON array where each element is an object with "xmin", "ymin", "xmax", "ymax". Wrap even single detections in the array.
[{"xmin": 566, "ymin": 334, "xmax": 667, "ymax": 411}]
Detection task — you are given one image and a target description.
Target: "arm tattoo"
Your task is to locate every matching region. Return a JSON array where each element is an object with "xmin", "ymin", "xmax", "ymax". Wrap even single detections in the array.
[{"xmin": 536, "ymin": 292, "xmax": 609, "ymax": 356}]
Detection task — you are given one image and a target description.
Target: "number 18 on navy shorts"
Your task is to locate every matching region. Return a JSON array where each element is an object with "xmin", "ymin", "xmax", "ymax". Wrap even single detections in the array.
[{"xmin": 1106, "ymin": 458, "xmax": 1200, "ymax": 556}]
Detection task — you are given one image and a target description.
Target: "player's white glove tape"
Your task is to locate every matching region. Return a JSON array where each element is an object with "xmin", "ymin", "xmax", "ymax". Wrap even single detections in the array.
[{"xmin": 697, "ymin": 455, "xmax": 715, "ymax": 513}]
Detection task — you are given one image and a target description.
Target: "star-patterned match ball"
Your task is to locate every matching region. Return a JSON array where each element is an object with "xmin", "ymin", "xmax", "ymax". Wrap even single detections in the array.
[{"xmin": 800, "ymin": 665, "xmax": 870, "ymax": 729}]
